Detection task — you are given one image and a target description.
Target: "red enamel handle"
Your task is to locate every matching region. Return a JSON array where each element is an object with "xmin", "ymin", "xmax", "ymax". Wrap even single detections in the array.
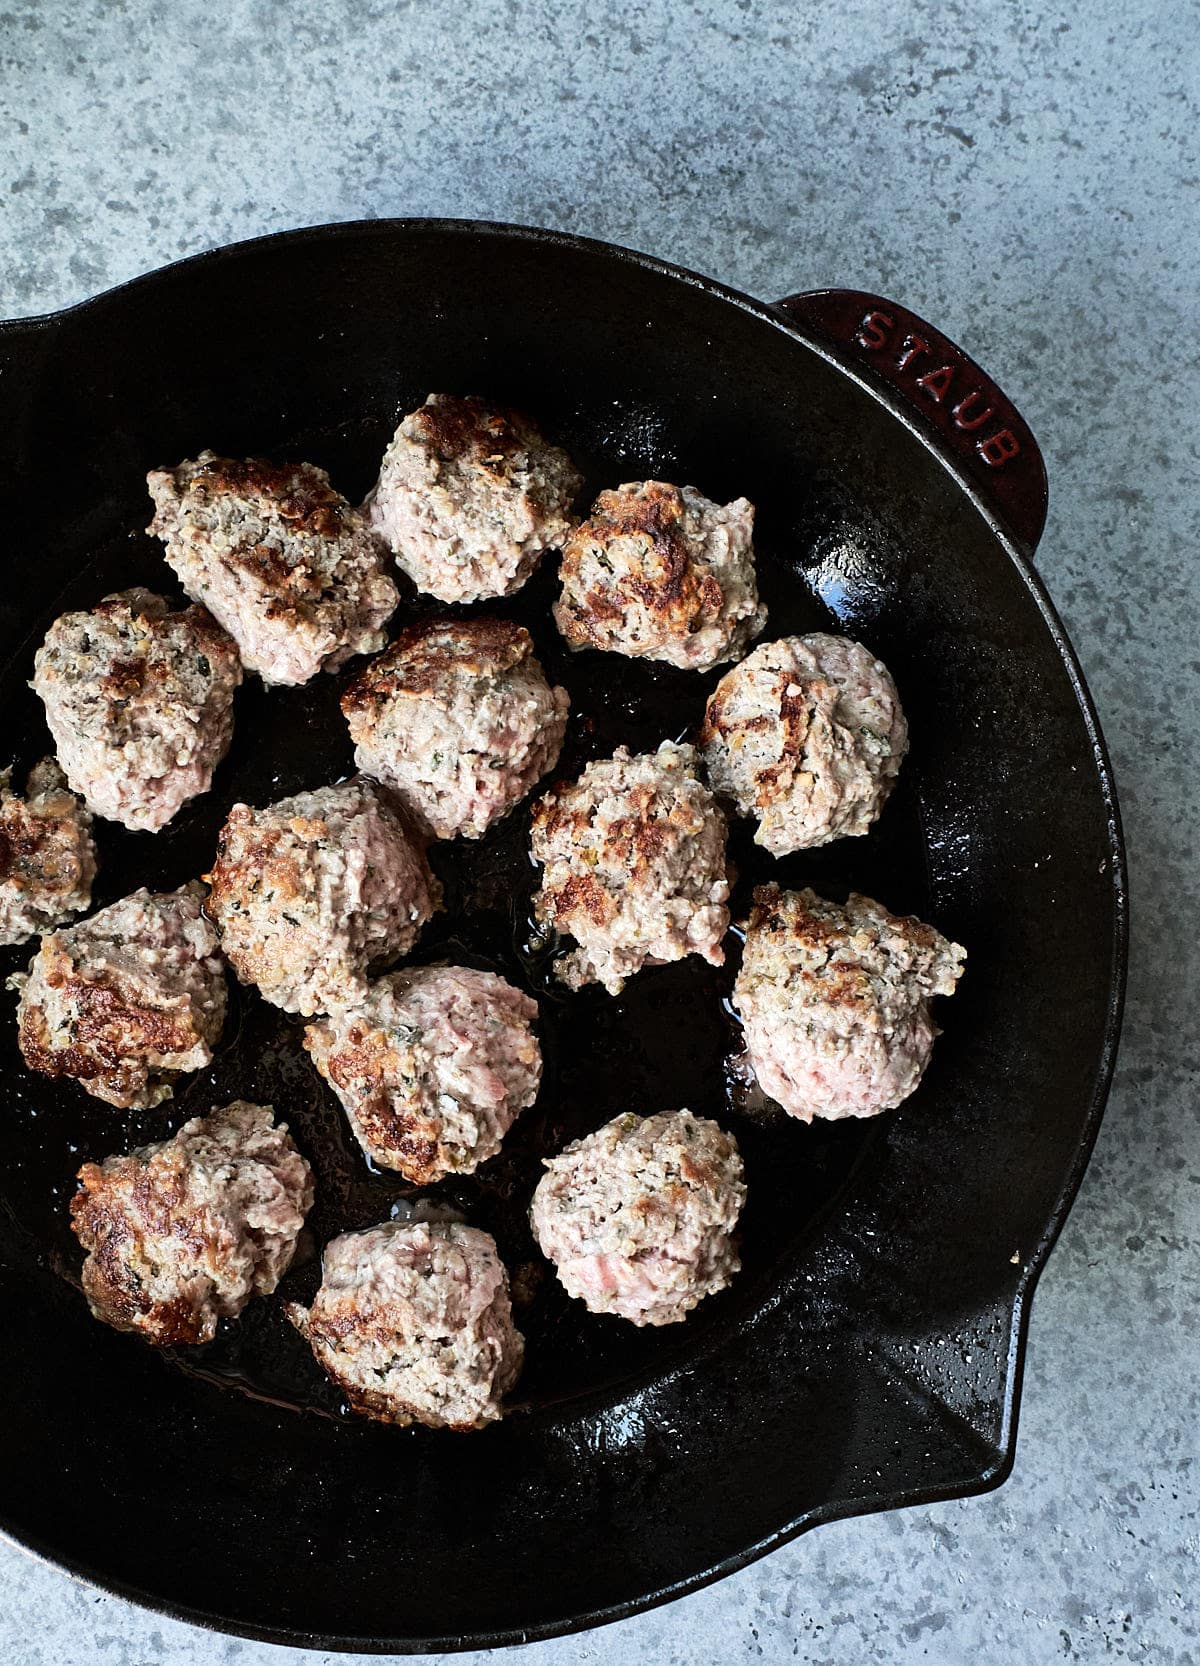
[{"xmin": 774, "ymin": 289, "xmax": 1048, "ymax": 554}]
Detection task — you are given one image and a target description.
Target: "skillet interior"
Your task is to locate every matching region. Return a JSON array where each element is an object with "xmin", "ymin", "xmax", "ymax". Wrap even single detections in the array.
[{"xmin": 0, "ymin": 223, "xmax": 1123, "ymax": 1650}]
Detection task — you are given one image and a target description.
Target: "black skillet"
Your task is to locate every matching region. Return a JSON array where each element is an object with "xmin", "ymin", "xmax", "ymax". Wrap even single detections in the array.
[{"xmin": 0, "ymin": 222, "xmax": 1126, "ymax": 1652}]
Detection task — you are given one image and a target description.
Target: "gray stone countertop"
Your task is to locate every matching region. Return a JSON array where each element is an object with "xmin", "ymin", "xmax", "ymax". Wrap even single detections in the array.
[{"xmin": 1, "ymin": 1, "xmax": 1195, "ymax": 1661}]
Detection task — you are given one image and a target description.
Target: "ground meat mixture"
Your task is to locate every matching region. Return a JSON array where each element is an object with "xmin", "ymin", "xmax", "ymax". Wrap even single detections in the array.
[
  {"xmin": 287, "ymin": 1220, "xmax": 524, "ymax": 1429},
  {"xmin": 0, "ymin": 759, "xmax": 97, "ymax": 946},
  {"xmin": 10, "ymin": 882, "xmax": 227, "ymax": 1109},
  {"xmin": 529, "ymin": 741, "xmax": 730, "ymax": 994},
  {"xmin": 553, "ymin": 480, "xmax": 765, "ymax": 670},
  {"xmin": 700, "ymin": 633, "xmax": 908, "ymax": 854},
  {"xmin": 363, "ymin": 394, "xmax": 582, "ymax": 604},
  {"xmin": 147, "ymin": 452, "xmax": 398, "ymax": 686},
  {"xmin": 733, "ymin": 885, "xmax": 966, "ymax": 1122},
  {"xmin": 32, "ymin": 588, "xmax": 242, "ymax": 833},
  {"xmin": 206, "ymin": 776, "xmax": 441, "ymax": 1017},
  {"xmin": 341, "ymin": 615, "xmax": 569, "ymax": 840},
  {"xmin": 530, "ymin": 1110, "xmax": 745, "ymax": 1326},
  {"xmin": 71, "ymin": 1101, "xmax": 313, "ymax": 1346},
  {"xmin": 304, "ymin": 964, "xmax": 541, "ymax": 1182}
]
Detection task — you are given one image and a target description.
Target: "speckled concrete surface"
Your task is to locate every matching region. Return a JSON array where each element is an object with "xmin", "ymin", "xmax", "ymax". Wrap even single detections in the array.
[{"xmin": 1, "ymin": 1, "xmax": 1196, "ymax": 1662}]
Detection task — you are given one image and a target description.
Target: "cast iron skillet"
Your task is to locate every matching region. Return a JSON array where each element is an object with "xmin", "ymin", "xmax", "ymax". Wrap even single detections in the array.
[{"xmin": 0, "ymin": 221, "xmax": 1126, "ymax": 1652}]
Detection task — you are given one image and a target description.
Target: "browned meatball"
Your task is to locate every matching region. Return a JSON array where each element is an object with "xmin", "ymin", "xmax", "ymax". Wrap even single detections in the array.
[
  {"xmin": 287, "ymin": 1220, "xmax": 524, "ymax": 1429},
  {"xmin": 147, "ymin": 453, "xmax": 398, "ymax": 685},
  {"xmin": 207, "ymin": 777, "xmax": 441, "ymax": 1017},
  {"xmin": 530, "ymin": 1110, "xmax": 746, "ymax": 1325},
  {"xmin": 341, "ymin": 615, "xmax": 569, "ymax": 840},
  {"xmin": 303, "ymin": 965, "xmax": 542, "ymax": 1182},
  {"xmin": 554, "ymin": 481, "xmax": 765, "ymax": 670},
  {"xmin": 32, "ymin": 588, "xmax": 242, "ymax": 832},
  {"xmin": 71, "ymin": 1101, "xmax": 313, "ymax": 1345},
  {"xmin": 700, "ymin": 633, "xmax": 908, "ymax": 854},
  {"xmin": 364, "ymin": 394, "xmax": 582, "ymax": 604},
  {"xmin": 11, "ymin": 882, "xmax": 227, "ymax": 1110},
  {"xmin": 734, "ymin": 885, "xmax": 966, "ymax": 1122},
  {"xmin": 0, "ymin": 759, "xmax": 96, "ymax": 946},
  {"xmin": 529, "ymin": 742, "xmax": 731, "ymax": 994}
]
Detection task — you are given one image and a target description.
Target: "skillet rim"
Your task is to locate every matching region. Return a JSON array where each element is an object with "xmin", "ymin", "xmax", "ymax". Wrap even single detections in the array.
[{"xmin": 0, "ymin": 217, "xmax": 1129, "ymax": 1653}]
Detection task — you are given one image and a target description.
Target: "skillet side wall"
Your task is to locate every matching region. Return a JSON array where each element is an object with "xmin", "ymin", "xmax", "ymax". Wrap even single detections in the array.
[{"xmin": 0, "ymin": 225, "xmax": 1120, "ymax": 1648}]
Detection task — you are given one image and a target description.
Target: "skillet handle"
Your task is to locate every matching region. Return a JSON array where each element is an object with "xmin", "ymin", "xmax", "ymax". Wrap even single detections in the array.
[{"xmin": 774, "ymin": 289, "xmax": 1048, "ymax": 554}]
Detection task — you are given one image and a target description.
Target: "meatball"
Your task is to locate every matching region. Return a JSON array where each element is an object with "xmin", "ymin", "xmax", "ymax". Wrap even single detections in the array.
[
  {"xmin": 287, "ymin": 1221, "xmax": 524, "ymax": 1429},
  {"xmin": 147, "ymin": 452, "xmax": 398, "ymax": 686},
  {"xmin": 0, "ymin": 759, "xmax": 97, "ymax": 946},
  {"xmin": 341, "ymin": 616, "xmax": 569, "ymax": 841},
  {"xmin": 529, "ymin": 741, "xmax": 730, "ymax": 994},
  {"xmin": 363, "ymin": 393, "xmax": 582, "ymax": 604},
  {"xmin": 700, "ymin": 633, "xmax": 908, "ymax": 854},
  {"xmin": 303, "ymin": 964, "xmax": 541, "ymax": 1182},
  {"xmin": 530, "ymin": 1110, "xmax": 745, "ymax": 1326},
  {"xmin": 206, "ymin": 776, "xmax": 440, "ymax": 1017},
  {"xmin": 733, "ymin": 885, "xmax": 966, "ymax": 1122},
  {"xmin": 31, "ymin": 588, "xmax": 242, "ymax": 833},
  {"xmin": 553, "ymin": 480, "xmax": 766, "ymax": 671},
  {"xmin": 70, "ymin": 1101, "xmax": 313, "ymax": 1346},
  {"xmin": 10, "ymin": 882, "xmax": 227, "ymax": 1109}
]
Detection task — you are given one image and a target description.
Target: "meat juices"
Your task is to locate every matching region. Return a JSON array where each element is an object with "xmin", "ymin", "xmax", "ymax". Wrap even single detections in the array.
[
  {"xmin": 700, "ymin": 633, "xmax": 908, "ymax": 855},
  {"xmin": 32, "ymin": 588, "xmax": 242, "ymax": 833},
  {"xmin": 363, "ymin": 393, "xmax": 582, "ymax": 604},
  {"xmin": 341, "ymin": 616, "xmax": 569, "ymax": 841},
  {"xmin": 554, "ymin": 480, "xmax": 766, "ymax": 671},
  {"xmin": 304, "ymin": 965, "xmax": 541, "ymax": 1183},
  {"xmin": 11, "ymin": 882, "xmax": 227, "ymax": 1110},
  {"xmin": 206, "ymin": 776, "xmax": 441, "ymax": 1017},
  {"xmin": 71, "ymin": 1101, "xmax": 313, "ymax": 1346},
  {"xmin": 529, "ymin": 741, "xmax": 731, "ymax": 994},
  {"xmin": 734, "ymin": 885, "xmax": 966, "ymax": 1122},
  {"xmin": 147, "ymin": 453, "xmax": 398, "ymax": 686},
  {"xmin": 287, "ymin": 1220, "xmax": 524, "ymax": 1429},
  {"xmin": 0, "ymin": 759, "xmax": 96, "ymax": 946},
  {"xmin": 530, "ymin": 1110, "xmax": 746, "ymax": 1326}
]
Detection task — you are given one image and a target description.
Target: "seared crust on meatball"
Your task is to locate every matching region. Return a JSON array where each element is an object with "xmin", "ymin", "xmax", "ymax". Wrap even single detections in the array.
[
  {"xmin": 529, "ymin": 742, "xmax": 730, "ymax": 994},
  {"xmin": 287, "ymin": 1220, "xmax": 524, "ymax": 1429},
  {"xmin": 10, "ymin": 882, "xmax": 227, "ymax": 1109},
  {"xmin": 0, "ymin": 759, "xmax": 97, "ymax": 946},
  {"xmin": 32, "ymin": 588, "xmax": 242, "ymax": 833},
  {"xmin": 341, "ymin": 616, "xmax": 569, "ymax": 840},
  {"xmin": 303, "ymin": 965, "xmax": 541, "ymax": 1182},
  {"xmin": 206, "ymin": 777, "xmax": 441, "ymax": 1017},
  {"xmin": 71, "ymin": 1101, "xmax": 313, "ymax": 1346},
  {"xmin": 363, "ymin": 394, "xmax": 582, "ymax": 604},
  {"xmin": 553, "ymin": 481, "xmax": 765, "ymax": 670},
  {"xmin": 530, "ymin": 1110, "xmax": 745, "ymax": 1326},
  {"xmin": 700, "ymin": 633, "xmax": 908, "ymax": 854},
  {"xmin": 147, "ymin": 452, "xmax": 398, "ymax": 686},
  {"xmin": 734, "ymin": 885, "xmax": 966, "ymax": 1123}
]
